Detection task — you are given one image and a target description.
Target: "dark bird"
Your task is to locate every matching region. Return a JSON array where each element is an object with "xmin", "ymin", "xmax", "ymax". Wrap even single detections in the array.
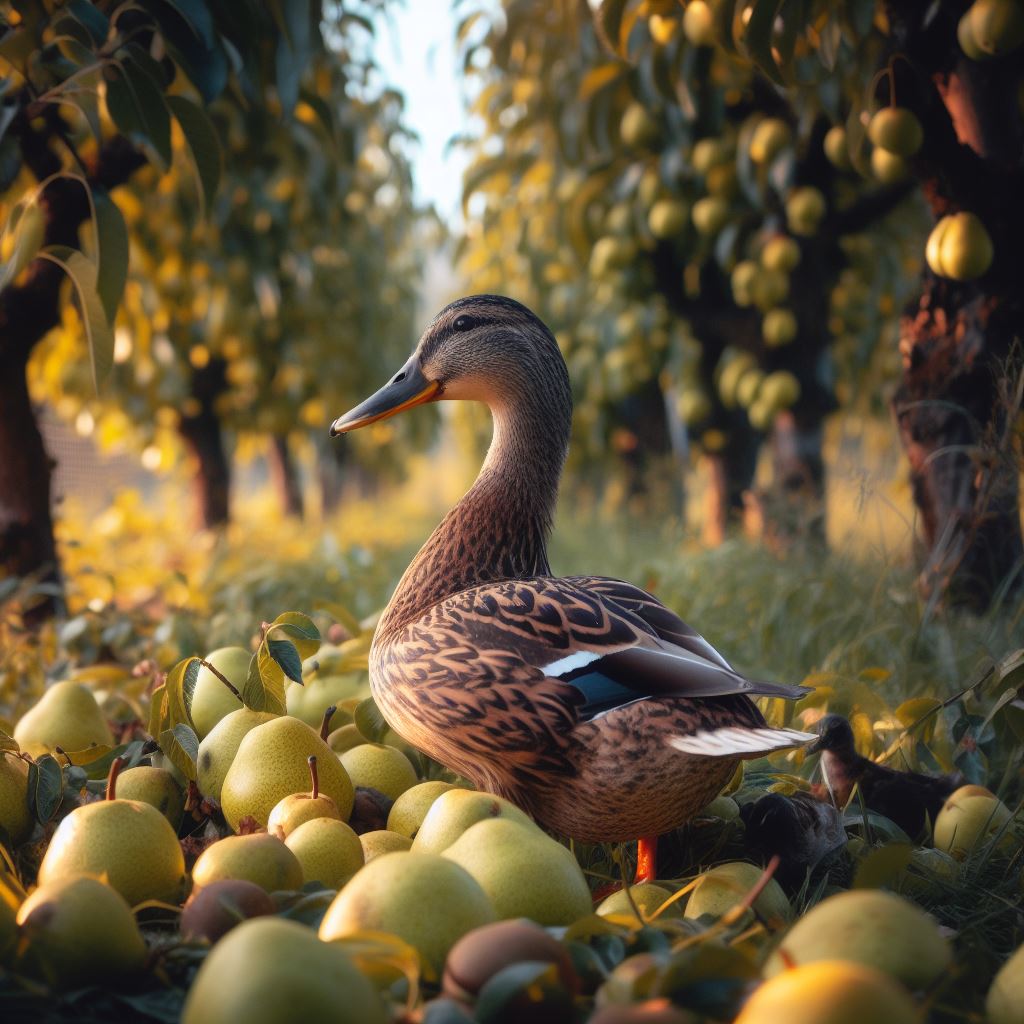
[
  {"xmin": 807, "ymin": 713, "xmax": 961, "ymax": 838},
  {"xmin": 329, "ymin": 295, "xmax": 814, "ymax": 881},
  {"xmin": 740, "ymin": 791, "xmax": 847, "ymax": 890}
]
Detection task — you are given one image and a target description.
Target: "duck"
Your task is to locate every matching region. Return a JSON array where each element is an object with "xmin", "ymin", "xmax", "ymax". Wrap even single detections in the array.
[
  {"xmin": 329, "ymin": 295, "xmax": 814, "ymax": 881},
  {"xmin": 807, "ymin": 713, "xmax": 962, "ymax": 838}
]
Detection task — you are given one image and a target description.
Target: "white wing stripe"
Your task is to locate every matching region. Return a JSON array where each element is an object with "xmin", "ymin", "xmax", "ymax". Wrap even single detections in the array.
[
  {"xmin": 669, "ymin": 727, "xmax": 816, "ymax": 757},
  {"xmin": 544, "ymin": 650, "xmax": 602, "ymax": 676}
]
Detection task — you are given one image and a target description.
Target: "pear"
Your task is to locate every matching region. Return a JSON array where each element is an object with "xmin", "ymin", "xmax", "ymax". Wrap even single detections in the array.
[
  {"xmin": 987, "ymin": 942, "xmax": 1024, "ymax": 1024},
  {"xmin": 0, "ymin": 753, "xmax": 32, "ymax": 845},
  {"xmin": 326, "ymin": 723, "xmax": 365, "ymax": 755},
  {"xmin": 116, "ymin": 766, "xmax": 185, "ymax": 829},
  {"xmin": 442, "ymin": 818, "xmax": 591, "ymax": 926},
  {"xmin": 360, "ymin": 829, "xmax": 413, "ymax": 862},
  {"xmin": 319, "ymin": 851, "xmax": 495, "ymax": 972},
  {"xmin": 597, "ymin": 883, "xmax": 682, "ymax": 922},
  {"xmin": 387, "ymin": 781, "xmax": 456, "ymax": 839},
  {"xmin": 764, "ymin": 888, "xmax": 951, "ymax": 990},
  {"xmin": 181, "ymin": 916, "xmax": 387, "ymax": 1024},
  {"xmin": 286, "ymin": 675, "xmax": 363, "ymax": 727},
  {"xmin": 16, "ymin": 875, "xmax": 145, "ymax": 989},
  {"xmin": 192, "ymin": 833, "xmax": 304, "ymax": 894},
  {"xmin": 196, "ymin": 708, "xmax": 277, "ymax": 804},
  {"xmin": 684, "ymin": 862, "xmax": 790, "ymax": 925},
  {"xmin": 189, "ymin": 647, "xmax": 251, "ymax": 739},
  {"xmin": 267, "ymin": 756, "xmax": 342, "ymax": 839},
  {"xmin": 412, "ymin": 788, "xmax": 539, "ymax": 854},
  {"xmin": 38, "ymin": 796, "xmax": 186, "ymax": 907},
  {"xmin": 180, "ymin": 878, "xmax": 275, "ymax": 943},
  {"xmin": 13, "ymin": 681, "xmax": 114, "ymax": 756},
  {"xmin": 933, "ymin": 787, "xmax": 1016, "ymax": 859},
  {"xmin": 340, "ymin": 743, "xmax": 418, "ymax": 800},
  {"xmin": 220, "ymin": 716, "xmax": 354, "ymax": 831},
  {"xmin": 285, "ymin": 817, "xmax": 364, "ymax": 888},
  {"xmin": 734, "ymin": 961, "xmax": 917, "ymax": 1024}
]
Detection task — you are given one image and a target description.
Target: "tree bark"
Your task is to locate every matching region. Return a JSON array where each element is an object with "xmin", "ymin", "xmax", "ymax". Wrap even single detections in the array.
[
  {"xmin": 177, "ymin": 361, "xmax": 231, "ymax": 529},
  {"xmin": 268, "ymin": 434, "xmax": 304, "ymax": 518},
  {"xmin": 0, "ymin": 356, "xmax": 62, "ymax": 621}
]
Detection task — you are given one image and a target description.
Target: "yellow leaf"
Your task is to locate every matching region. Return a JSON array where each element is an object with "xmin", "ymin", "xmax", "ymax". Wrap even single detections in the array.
[{"xmin": 859, "ymin": 667, "xmax": 892, "ymax": 682}]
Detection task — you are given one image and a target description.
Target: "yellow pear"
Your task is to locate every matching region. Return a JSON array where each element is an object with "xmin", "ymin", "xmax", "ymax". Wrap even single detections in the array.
[
  {"xmin": 987, "ymin": 942, "xmax": 1024, "ymax": 1024},
  {"xmin": 597, "ymin": 883, "xmax": 682, "ymax": 922},
  {"xmin": 267, "ymin": 756, "xmax": 342, "ymax": 838},
  {"xmin": 360, "ymin": 829, "xmax": 413, "ymax": 861},
  {"xmin": 340, "ymin": 743, "xmax": 417, "ymax": 801},
  {"xmin": 412, "ymin": 788, "xmax": 539, "ymax": 854},
  {"xmin": 13, "ymin": 681, "xmax": 113, "ymax": 756},
  {"xmin": 181, "ymin": 917, "xmax": 387, "ymax": 1024},
  {"xmin": 285, "ymin": 675, "xmax": 362, "ymax": 727},
  {"xmin": 192, "ymin": 833, "xmax": 303, "ymax": 894},
  {"xmin": 319, "ymin": 852, "xmax": 495, "ymax": 972},
  {"xmin": 285, "ymin": 817, "xmax": 364, "ymax": 888},
  {"xmin": 115, "ymin": 766, "xmax": 185, "ymax": 828},
  {"xmin": 684, "ymin": 862, "xmax": 790, "ymax": 925},
  {"xmin": 735, "ymin": 960, "xmax": 917, "ymax": 1024},
  {"xmin": 442, "ymin": 818, "xmax": 592, "ymax": 926},
  {"xmin": 326, "ymin": 723, "xmax": 365, "ymax": 754},
  {"xmin": 764, "ymin": 888, "xmax": 951, "ymax": 989},
  {"xmin": 189, "ymin": 647, "xmax": 250, "ymax": 739},
  {"xmin": 196, "ymin": 708, "xmax": 277, "ymax": 804},
  {"xmin": 387, "ymin": 781, "xmax": 456, "ymax": 839},
  {"xmin": 220, "ymin": 716, "xmax": 354, "ymax": 831},
  {"xmin": 0, "ymin": 753, "xmax": 32, "ymax": 845},
  {"xmin": 933, "ymin": 787, "xmax": 1016, "ymax": 859},
  {"xmin": 16, "ymin": 875, "xmax": 146, "ymax": 989},
  {"xmin": 38, "ymin": 799, "xmax": 186, "ymax": 907}
]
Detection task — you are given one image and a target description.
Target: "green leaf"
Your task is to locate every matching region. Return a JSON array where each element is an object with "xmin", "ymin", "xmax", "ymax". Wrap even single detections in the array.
[
  {"xmin": 39, "ymin": 246, "xmax": 113, "ymax": 389},
  {"xmin": 267, "ymin": 638, "xmax": 304, "ymax": 685},
  {"xmin": 67, "ymin": 0, "xmax": 110, "ymax": 45},
  {"xmin": 104, "ymin": 57, "xmax": 172, "ymax": 169},
  {"xmin": 92, "ymin": 189, "xmax": 128, "ymax": 323},
  {"xmin": 852, "ymin": 842, "xmax": 913, "ymax": 889},
  {"xmin": 274, "ymin": 0, "xmax": 314, "ymax": 113},
  {"xmin": 167, "ymin": 95, "xmax": 222, "ymax": 215},
  {"xmin": 0, "ymin": 202, "xmax": 45, "ymax": 290},
  {"xmin": 159, "ymin": 723, "xmax": 199, "ymax": 782},
  {"xmin": 242, "ymin": 644, "xmax": 287, "ymax": 715},
  {"xmin": 164, "ymin": 656, "xmax": 202, "ymax": 729},
  {"xmin": 354, "ymin": 698, "xmax": 389, "ymax": 743},
  {"xmin": 27, "ymin": 755, "xmax": 64, "ymax": 824},
  {"xmin": 741, "ymin": 0, "xmax": 785, "ymax": 85},
  {"xmin": 82, "ymin": 739, "xmax": 150, "ymax": 782}
]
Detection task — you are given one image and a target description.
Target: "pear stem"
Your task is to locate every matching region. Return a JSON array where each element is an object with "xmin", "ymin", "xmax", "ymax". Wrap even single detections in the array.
[
  {"xmin": 319, "ymin": 705, "xmax": 336, "ymax": 742},
  {"xmin": 106, "ymin": 756, "xmax": 126, "ymax": 801},
  {"xmin": 198, "ymin": 658, "xmax": 241, "ymax": 698},
  {"xmin": 308, "ymin": 755, "xmax": 319, "ymax": 799}
]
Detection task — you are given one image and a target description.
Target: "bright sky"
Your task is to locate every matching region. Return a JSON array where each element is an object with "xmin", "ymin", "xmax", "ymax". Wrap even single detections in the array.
[{"xmin": 373, "ymin": 2, "xmax": 473, "ymax": 223}]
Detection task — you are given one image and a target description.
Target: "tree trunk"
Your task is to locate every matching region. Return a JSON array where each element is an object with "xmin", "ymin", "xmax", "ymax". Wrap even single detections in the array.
[
  {"xmin": 0, "ymin": 356, "xmax": 62, "ymax": 621},
  {"xmin": 886, "ymin": 5, "xmax": 1024, "ymax": 609},
  {"xmin": 268, "ymin": 434, "xmax": 304, "ymax": 519},
  {"xmin": 177, "ymin": 361, "xmax": 231, "ymax": 529}
]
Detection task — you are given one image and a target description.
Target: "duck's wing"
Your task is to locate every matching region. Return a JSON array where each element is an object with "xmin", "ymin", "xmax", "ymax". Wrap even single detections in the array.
[{"xmin": 391, "ymin": 575, "xmax": 813, "ymax": 760}]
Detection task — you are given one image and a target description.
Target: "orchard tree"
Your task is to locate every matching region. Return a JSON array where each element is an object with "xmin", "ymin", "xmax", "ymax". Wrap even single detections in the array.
[{"xmin": 458, "ymin": 0, "xmax": 1023, "ymax": 607}]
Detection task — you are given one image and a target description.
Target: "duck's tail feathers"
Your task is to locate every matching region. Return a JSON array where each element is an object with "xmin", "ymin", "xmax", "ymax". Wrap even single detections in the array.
[{"xmin": 669, "ymin": 726, "xmax": 817, "ymax": 759}]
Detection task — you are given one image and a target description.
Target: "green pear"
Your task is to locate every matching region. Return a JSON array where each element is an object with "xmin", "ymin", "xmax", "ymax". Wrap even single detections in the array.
[
  {"xmin": 13, "ymin": 681, "xmax": 114, "ymax": 756},
  {"xmin": 37, "ymin": 799, "xmax": 186, "ymax": 907},
  {"xmin": 267, "ymin": 756, "xmax": 342, "ymax": 839},
  {"xmin": 597, "ymin": 883, "xmax": 682, "ymax": 921},
  {"xmin": 442, "ymin": 818, "xmax": 591, "ymax": 926},
  {"xmin": 285, "ymin": 817, "xmax": 364, "ymax": 888},
  {"xmin": 286, "ymin": 675, "xmax": 363, "ymax": 727},
  {"xmin": 684, "ymin": 862, "xmax": 790, "ymax": 925},
  {"xmin": 987, "ymin": 941, "xmax": 1024, "ymax": 1024},
  {"xmin": 326, "ymin": 723, "xmax": 365, "ymax": 755},
  {"xmin": 412, "ymin": 788, "xmax": 539, "ymax": 854},
  {"xmin": 196, "ymin": 708, "xmax": 278, "ymax": 804},
  {"xmin": 359, "ymin": 829, "xmax": 413, "ymax": 862},
  {"xmin": 340, "ymin": 743, "xmax": 418, "ymax": 801},
  {"xmin": 16, "ymin": 875, "xmax": 145, "ymax": 989},
  {"xmin": 0, "ymin": 753, "xmax": 32, "ymax": 845},
  {"xmin": 189, "ymin": 647, "xmax": 251, "ymax": 739},
  {"xmin": 387, "ymin": 781, "xmax": 456, "ymax": 839},
  {"xmin": 181, "ymin": 916, "xmax": 387, "ymax": 1024},
  {"xmin": 220, "ymin": 717, "xmax": 354, "ymax": 831},
  {"xmin": 319, "ymin": 852, "xmax": 495, "ymax": 972},
  {"xmin": 116, "ymin": 766, "xmax": 185, "ymax": 829},
  {"xmin": 192, "ymin": 833, "xmax": 304, "ymax": 894}
]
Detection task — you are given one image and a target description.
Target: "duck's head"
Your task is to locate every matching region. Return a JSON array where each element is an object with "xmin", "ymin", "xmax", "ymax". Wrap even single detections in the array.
[
  {"xmin": 330, "ymin": 295, "xmax": 570, "ymax": 436},
  {"xmin": 805, "ymin": 714, "xmax": 855, "ymax": 755}
]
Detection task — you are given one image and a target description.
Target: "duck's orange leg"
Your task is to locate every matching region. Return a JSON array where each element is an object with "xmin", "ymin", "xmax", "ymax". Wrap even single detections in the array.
[{"xmin": 635, "ymin": 835, "xmax": 658, "ymax": 883}]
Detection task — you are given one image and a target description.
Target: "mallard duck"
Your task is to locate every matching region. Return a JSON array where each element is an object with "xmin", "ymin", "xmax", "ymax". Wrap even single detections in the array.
[
  {"xmin": 330, "ymin": 295, "xmax": 813, "ymax": 879},
  {"xmin": 807, "ymin": 714, "xmax": 962, "ymax": 838}
]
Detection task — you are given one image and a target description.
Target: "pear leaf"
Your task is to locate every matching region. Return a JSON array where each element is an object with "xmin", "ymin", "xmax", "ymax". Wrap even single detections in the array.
[{"xmin": 28, "ymin": 754, "xmax": 64, "ymax": 824}]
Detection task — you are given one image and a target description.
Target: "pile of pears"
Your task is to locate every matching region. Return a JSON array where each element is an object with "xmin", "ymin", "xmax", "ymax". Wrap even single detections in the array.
[{"xmin": 2, "ymin": 642, "xmax": 1023, "ymax": 1023}]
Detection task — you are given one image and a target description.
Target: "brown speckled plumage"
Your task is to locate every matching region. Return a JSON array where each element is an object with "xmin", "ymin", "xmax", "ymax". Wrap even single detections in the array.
[{"xmin": 332, "ymin": 296, "xmax": 812, "ymax": 843}]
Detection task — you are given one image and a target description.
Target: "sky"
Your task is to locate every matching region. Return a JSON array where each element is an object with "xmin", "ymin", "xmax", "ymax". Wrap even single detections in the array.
[{"xmin": 372, "ymin": 2, "xmax": 474, "ymax": 223}]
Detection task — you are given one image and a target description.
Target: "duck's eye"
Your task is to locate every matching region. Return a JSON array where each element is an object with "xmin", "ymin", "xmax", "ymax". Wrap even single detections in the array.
[{"xmin": 453, "ymin": 315, "xmax": 475, "ymax": 332}]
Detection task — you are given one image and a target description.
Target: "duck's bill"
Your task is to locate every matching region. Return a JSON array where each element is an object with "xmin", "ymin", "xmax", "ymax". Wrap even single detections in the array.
[{"xmin": 329, "ymin": 359, "xmax": 440, "ymax": 436}]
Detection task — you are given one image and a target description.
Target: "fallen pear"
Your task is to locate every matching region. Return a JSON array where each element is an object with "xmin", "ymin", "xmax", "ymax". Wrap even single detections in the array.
[
  {"xmin": 933, "ymin": 786, "xmax": 1016, "ymax": 859},
  {"xmin": 189, "ymin": 647, "xmax": 250, "ymax": 739},
  {"xmin": 598, "ymin": 882, "xmax": 682, "ymax": 921},
  {"xmin": 196, "ymin": 708, "xmax": 278, "ymax": 804},
  {"xmin": 340, "ymin": 742, "xmax": 418, "ymax": 801},
  {"xmin": 285, "ymin": 816, "xmax": 364, "ymax": 888},
  {"xmin": 412, "ymin": 788, "xmax": 540, "ymax": 854},
  {"xmin": 192, "ymin": 833, "xmax": 304, "ymax": 894},
  {"xmin": 115, "ymin": 765, "xmax": 185, "ymax": 829},
  {"xmin": 987, "ymin": 941, "xmax": 1024, "ymax": 1024},
  {"xmin": 179, "ymin": 878, "xmax": 275, "ymax": 943},
  {"xmin": 360, "ymin": 829, "xmax": 413, "ymax": 861},
  {"xmin": 318, "ymin": 851, "xmax": 496, "ymax": 972},
  {"xmin": 181, "ymin": 916, "xmax": 387, "ymax": 1024},
  {"xmin": 683, "ymin": 862, "xmax": 790, "ymax": 925},
  {"xmin": 0, "ymin": 753, "xmax": 32, "ymax": 845},
  {"xmin": 13, "ymin": 681, "xmax": 113, "ymax": 757},
  {"xmin": 387, "ymin": 780, "xmax": 456, "ymax": 839},
  {"xmin": 267, "ymin": 755, "xmax": 342, "ymax": 838}
]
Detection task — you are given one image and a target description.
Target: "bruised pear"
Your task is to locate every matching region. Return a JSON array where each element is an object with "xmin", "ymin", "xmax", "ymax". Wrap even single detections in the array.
[{"xmin": 180, "ymin": 878, "xmax": 275, "ymax": 943}]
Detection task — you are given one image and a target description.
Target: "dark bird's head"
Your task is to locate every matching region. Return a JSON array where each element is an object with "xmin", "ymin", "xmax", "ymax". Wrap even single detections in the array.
[
  {"xmin": 806, "ymin": 714, "xmax": 856, "ymax": 755},
  {"xmin": 329, "ymin": 295, "xmax": 571, "ymax": 437}
]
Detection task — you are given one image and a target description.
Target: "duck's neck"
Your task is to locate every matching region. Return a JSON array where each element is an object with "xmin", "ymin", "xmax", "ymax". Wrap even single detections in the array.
[{"xmin": 378, "ymin": 387, "xmax": 571, "ymax": 639}]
